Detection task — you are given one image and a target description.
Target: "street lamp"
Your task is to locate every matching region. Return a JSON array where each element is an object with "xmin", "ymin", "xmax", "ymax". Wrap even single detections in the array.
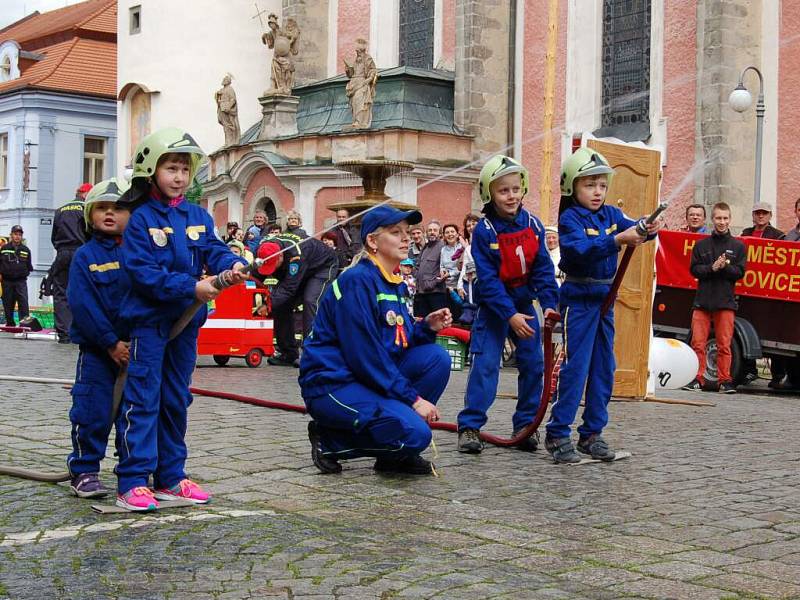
[{"xmin": 728, "ymin": 66, "xmax": 765, "ymax": 205}]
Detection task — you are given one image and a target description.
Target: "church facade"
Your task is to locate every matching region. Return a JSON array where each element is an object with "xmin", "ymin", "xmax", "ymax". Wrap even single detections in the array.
[{"xmin": 117, "ymin": 1, "xmax": 800, "ymax": 234}]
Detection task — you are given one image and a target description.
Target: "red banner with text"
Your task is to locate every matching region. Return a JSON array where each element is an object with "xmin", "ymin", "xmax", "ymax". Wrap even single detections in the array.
[{"xmin": 656, "ymin": 230, "xmax": 800, "ymax": 304}]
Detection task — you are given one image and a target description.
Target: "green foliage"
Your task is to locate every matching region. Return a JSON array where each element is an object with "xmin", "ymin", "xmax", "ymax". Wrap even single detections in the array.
[{"xmin": 185, "ymin": 177, "xmax": 203, "ymax": 205}]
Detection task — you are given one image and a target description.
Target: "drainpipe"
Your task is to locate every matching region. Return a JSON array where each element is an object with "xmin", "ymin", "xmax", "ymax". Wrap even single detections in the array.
[{"xmin": 507, "ymin": 0, "xmax": 517, "ymax": 156}]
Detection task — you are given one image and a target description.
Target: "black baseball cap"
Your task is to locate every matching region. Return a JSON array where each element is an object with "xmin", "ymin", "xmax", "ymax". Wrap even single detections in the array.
[{"xmin": 11, "ymin": 225, "xmax": 23, "ymax": 233}]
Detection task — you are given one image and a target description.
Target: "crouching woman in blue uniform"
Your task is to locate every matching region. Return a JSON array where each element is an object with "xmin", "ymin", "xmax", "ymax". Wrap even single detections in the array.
[
  {"xmin": 66, "ymin": 178, "xmax": 131, "ymax": 498},
  {"xmin": 299, "ymin": 206, "xmax": 453, "ymax": 475},
  {"xmin": 545, "ymin": 148, "xmax": 660, "ymax": 464}
]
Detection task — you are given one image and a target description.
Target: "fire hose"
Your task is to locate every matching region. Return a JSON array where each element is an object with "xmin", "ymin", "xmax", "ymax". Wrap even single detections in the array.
[
  {"xmin": 191, "ymin": 313, "xmax": 561, "ymax": 448},
  {"xmin": 0, "ymin": 260, "xmax": 265, "ymax": 483},
  {"xmin": 0, "ymin": 315, "xmax": 559, "ymax": 483},
  {"xmin": 600, "ymin": 202, "xmax": 668, "ymax": 317},
  {"xmin": 0, "ymin": 204, "xmax": 666, "ymax": 483}
]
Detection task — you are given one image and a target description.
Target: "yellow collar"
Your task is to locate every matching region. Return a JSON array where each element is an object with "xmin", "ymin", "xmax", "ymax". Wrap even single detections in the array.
[{"xmin": 367, "ymin": 254, "xmax": 402, "ymax": 284}]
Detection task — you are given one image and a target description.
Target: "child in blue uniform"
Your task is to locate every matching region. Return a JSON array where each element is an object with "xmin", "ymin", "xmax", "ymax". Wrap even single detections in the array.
[
  {"xmin": 66, "ymin": 178, "xmax": 131, "ymax": 498},
  {"xmin": 299, "ymin": 206, "xmax": 453, "ymax": 475},
  {"xmin": 545, "ymin": 147, "xmax": 660, "ymax": 463},
  {"xmin": 115, "ymin": 128, "xmax": 247, "ymax": 511},
  {"xmin": 457, "ymin": 155, "xmax": 559, "ymax": 454}
]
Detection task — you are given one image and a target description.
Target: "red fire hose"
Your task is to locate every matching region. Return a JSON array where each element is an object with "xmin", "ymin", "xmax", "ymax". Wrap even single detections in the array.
[{"xmin": 190, "ymin": 314, "xmax": 562, "ymax": 448}]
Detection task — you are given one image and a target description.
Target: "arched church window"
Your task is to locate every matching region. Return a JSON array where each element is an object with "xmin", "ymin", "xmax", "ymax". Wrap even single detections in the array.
[
  {"xmin": 595, "ymin": 0, "xmax": 652, "ymax": 142},
  {"xmin": 256, "ymin": 197, "xmax": 277, "ymax": 224},
  {"xmin": 399, "ymin": 0, "xmax": 434, "ymax": 69}
]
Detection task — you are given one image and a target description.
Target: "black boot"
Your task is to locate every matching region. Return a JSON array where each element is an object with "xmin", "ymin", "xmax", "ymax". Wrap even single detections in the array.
[
  {"xmin": 374, "ymin": 454, "xmax": 434, "ymax": 475},
  {"xmin": 268, "ymin": 353, "xmax": 297, "ymax": 367},
  {"xmin": 307, "ymin": 421, "xmax": 342, "ymax": 474},
  {"xmin": 512, "ymin": 428, "xmax": 540, "ymax": 452}
]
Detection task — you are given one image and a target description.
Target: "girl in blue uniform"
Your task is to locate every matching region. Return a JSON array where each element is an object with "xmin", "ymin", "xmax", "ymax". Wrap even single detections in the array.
[
  {"xmin": 545, "ymin": 147, "xmax": 660, "ymax": 463},
  {"xmin": 457, "ymin": 155, "xmax": 559, "ymax": 454},
  {"xmin": 66, "ymin": 178, "xmax": 131, "ymax": 498},
  {"xmin": 115, "ymin": 128, "xmax": 247, "ymax": 510},
  {"xmin": 299, "ymin": 206, "xmax": 453, "ymax": 475}
]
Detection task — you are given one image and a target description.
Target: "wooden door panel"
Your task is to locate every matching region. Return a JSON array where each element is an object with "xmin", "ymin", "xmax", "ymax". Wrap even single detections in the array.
[{"xmin": 588, "ymin": 140, "xmax": 661, "ymax": 398}]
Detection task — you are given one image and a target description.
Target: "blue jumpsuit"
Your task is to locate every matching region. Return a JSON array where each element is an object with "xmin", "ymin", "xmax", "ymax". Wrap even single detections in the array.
[
  {"xmin": 116, "ymin": 196, "xmax": 244, "ymax": 494},
  {"xmin": 299, "ymin": 257, "xmax": 451, "ymax": 460},
  {"xmin": 66, "ymin": 234, "xmax": 130, "ymax": 477},
  {"xmin": 458, "ymin": 208, "xmax": 558, "ymax": 433},
  {"xmin": 546, "ymin": 203, "xmax": 647, "ymax": 439}
]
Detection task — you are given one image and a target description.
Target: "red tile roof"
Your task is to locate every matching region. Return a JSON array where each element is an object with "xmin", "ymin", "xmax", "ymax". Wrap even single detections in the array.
[
  {"xmin": 0, "ymin": 0, "xmax": 115, "ymax": 49},
  {"xmin": 0, "ymin": 0, "xmax": 116, "ymax": 99}
]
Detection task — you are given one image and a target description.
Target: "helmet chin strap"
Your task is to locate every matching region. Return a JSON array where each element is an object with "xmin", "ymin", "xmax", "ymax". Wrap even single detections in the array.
[{"xmin": 149, "ymin": 179, "xmax": 168, "ymax": 201}]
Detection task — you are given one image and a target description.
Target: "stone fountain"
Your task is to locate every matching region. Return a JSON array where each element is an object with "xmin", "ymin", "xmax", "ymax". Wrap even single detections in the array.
[{"xmin": 330, "ymin": 159, "xmax": 417, "ymax": 217}]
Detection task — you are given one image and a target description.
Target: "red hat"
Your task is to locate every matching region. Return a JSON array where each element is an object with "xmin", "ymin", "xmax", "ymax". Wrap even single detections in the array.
[
  {"xmin": 257, "ymin": 241, "xmax": 282, "ymax": 275},
  {"xmin": 77, "ymin": 183, "xmax": 92, "ymax": 194}
]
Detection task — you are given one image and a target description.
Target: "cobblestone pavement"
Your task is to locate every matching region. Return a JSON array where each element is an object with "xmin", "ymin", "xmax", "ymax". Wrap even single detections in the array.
[{"xmin": 1, "ymin": 335, "xmax": 799, "ymax": 599}]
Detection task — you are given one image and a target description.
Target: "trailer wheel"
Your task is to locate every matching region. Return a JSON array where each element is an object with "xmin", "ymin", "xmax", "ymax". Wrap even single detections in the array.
[
  {"xmin": 213, "ymin": 355, "xmax": 230, "ymax": 367},
  {"xmin": 702, "ymin": 336, "xmax": 744, "ymax": 387},
  {"xmin": 245, "ymin": 348, "xmax": 263, "ymax": 368}
]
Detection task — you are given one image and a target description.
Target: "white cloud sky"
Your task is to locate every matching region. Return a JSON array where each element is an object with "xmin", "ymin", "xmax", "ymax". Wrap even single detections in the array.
[{"xmin": 0, "ymin": 0, "xmax": 85, "ymax": 30}]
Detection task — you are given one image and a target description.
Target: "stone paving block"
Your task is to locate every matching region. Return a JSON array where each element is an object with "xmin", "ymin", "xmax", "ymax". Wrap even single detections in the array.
[
  {"xmin": 576, "ymin": 548, "xmax": 662, "ymax": 569},
  {"xmin": 608, "ymin": 577, "xmax": 733, "ymax": 600},
  {"xmin": 777, "ymin": 553, "xmax": 800, "ymax": 566},
  {"xmin": 456, "ymin": 542, "xmax": 531, "ymax": 561},
  {"xmin": 637, "ymin": 560, "xmax": 722, "ymax": 581},
  {"xmin": 604, "ymin": 535, "xmax": 696, "ymax": 556},
  {"xmin": 774, "ymin": 522, "xmax": 800, "ymax": 535},
  {"xmin": 731, "ymin": 538, "xmax": 800, "ymax": 559},
  {"xmin": 559, "ymin": 566, "xmax": 643, "ymax": 588},
  {"xmin": 667, "ymin": 549, "xmax": 753, "ymax": 567},
  {"xmin": 725, "ymin": 559, "xmax": 800, "ymax": 585},
  {"xmin": 703, "ymin": 572, "xmax": 800, "ymax": 598},
  {"xmin": 695, "ymin": 527, "xmax": 789, "ymax": 551}
]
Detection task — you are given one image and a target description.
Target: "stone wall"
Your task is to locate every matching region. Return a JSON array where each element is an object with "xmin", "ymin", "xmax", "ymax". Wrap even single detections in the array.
[
  {"xmin": 697, "ymin": 0, "xmax": 762, "ymax": 230},
  {"xmin": 454, "ymin": 0, "xmax": 511, "ymax": 158},
  {"xmin": 283, "ymin": 0, "xmax": 330, "ymax": 85}
]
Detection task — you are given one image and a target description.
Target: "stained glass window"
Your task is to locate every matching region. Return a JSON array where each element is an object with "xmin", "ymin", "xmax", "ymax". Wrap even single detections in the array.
[
  {"xmin": 597, "ymin": 0, "xmax": 651, "ymax": 141},
  {"xmin": 399, "ymin": 0, "xmax": 434, "ymax": 69}
]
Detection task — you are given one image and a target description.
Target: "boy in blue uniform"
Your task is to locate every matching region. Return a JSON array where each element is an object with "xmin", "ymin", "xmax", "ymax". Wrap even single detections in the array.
[
  {"xmin": 545, "ymin": 147, "xmax": 660, "ymax": 463},
  {"xmin": 299, "ymin": 206, "xmax": 453, "ymax": 475},
  {"xmin": 115, "ymin": 128, "xmax": 247, "ymax": 511},
  {"xmin": 66, "ymin": 178, "xmax": 131, "ymax": 498},
  {"xmin": 457, "ymin": 156, "xmax": 559, "ymax": 454}
]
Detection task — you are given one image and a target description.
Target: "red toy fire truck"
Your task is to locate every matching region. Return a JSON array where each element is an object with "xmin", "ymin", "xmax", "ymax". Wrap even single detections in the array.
[{"xmin": 197, "ymin": 280, "xmax": 274, "ymax": 367}]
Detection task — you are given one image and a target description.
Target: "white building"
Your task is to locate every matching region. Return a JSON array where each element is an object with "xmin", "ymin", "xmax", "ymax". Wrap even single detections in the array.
[
  {"xmin": 116, "ymin": 0, "xmax": 280, "ymax": 171},
  {"xmin": 0, "ymin": 0, "xmax": 117, "ymax": 303}
]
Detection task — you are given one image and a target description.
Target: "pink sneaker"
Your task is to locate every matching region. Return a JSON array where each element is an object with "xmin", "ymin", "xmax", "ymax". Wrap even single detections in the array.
[
  {"xmin": 116, "ymin": 486, "xmax": 159, "ymax": 512},
  {"xmin": 154, "ymin": 479, "xmax": 211, "ymax": 504}
]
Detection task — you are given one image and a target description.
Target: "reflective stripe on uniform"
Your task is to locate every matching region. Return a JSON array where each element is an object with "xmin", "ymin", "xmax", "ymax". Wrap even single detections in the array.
[
  {"xmin": 332, "ymin": 280, "xmax": 342, "ymax": 300},
  {"xmin": 89, "ymin": 261, "xmax": 120, "ymax": 272}
]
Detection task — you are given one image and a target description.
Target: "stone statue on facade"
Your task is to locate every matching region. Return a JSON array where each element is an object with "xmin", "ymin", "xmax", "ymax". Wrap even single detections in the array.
[
  {"xmin": 215, "ymin": 73, "xmax": 241, "ymax": 147},
  {"xmin": 261, "ymin": 13, "xmax": 300, "ymax": 96},
  {"xmin": 344, "ymin": 38, "xmax": 378, "ymax": 129}
]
